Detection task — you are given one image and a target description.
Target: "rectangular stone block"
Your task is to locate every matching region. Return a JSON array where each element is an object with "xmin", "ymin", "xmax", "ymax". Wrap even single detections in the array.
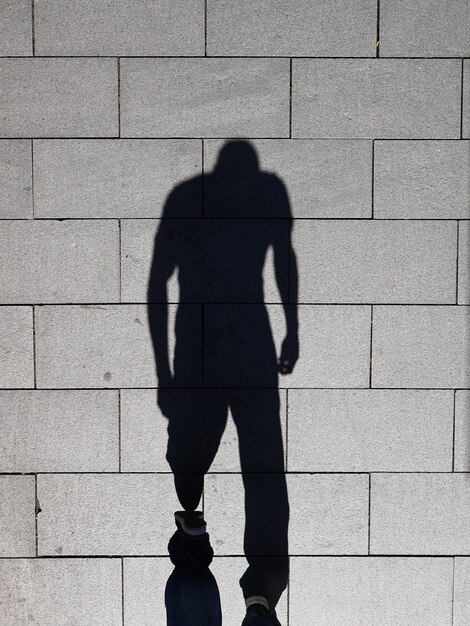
[
  {"xmin": 0, "ymin": 475, "xmax": 35, "ymax": 557},
  {"xmin": 34, "ymin": 0, "xmax": 203, "ymax": 55},
  {"xmin": 35, "ymin": 304, "xmax": 201, "ymax": 388},
  {"xmin": 0, "ymin": 558, "xmax": 122, "ymax": 625},
  {"xmin": 33, "ymin": 139, "xmax": 201, "ymax": 219},
  {"xmin": 292, "ymin": 59, "xmax": 461, "ymax": 138},
  {"xmin": 290, "ymin": 557, "xmax": 452, "ymax": 626},
  {"xmin": 122, "ymin": 219, "xmax": 284, "ymax": 303},
  {"xmin": 0, "ymin": 306, "xmax": 33, "ymax": 388},
  {"xmin": 374, "ymin": 141, "xmax": 470, "ymax": 219},
  {"xmin": 0, "ymin": 220, "xmax": 119, "ymax": 303},
  {"xmin": 371, "ymin": 306, "xmax": 470, "ymax": 388},
  {"xmin": 204, "ymin": 473, "xmax": 369, "ymax": 555},
  {"xmin": 288, "ymin": 389, "xmax": 453, "ymax": 472},
  {"xmin": 280, "ymin": 305, "xmax": 371, "ymax": 387},
  {"xmin": 123, "ymin": 557, "xmax": 287, "ymax": 626},
  {"xmin": 0, "ymin": 140, "xmax": 32, "ymax": 218},
  {"xmin": 0, "ymin": 0, "xmax": 32, "ymax": 56},
  {"xmin": 0, "ymin": 59, "xmax": 118, "ymax": 137},
  {"xmin": 458, "ymin": 220, "xmax": 470, "ymax": 303},
  {"xmin": 211, "ymin": 557, "xmax": 288, "ymax": 626},
  {"xmin": 37, "ymin": 474, "xmax": 179, "ymax": 555},
  {"xmin": 454, "ymin": 558, "xmax": 470, "ymax": 626},
  {"xmin": 120, "ymin": 58, "xmax": 290, "ymax": 137},
  {"xmin": 123, "ymin": 557, "xmax": 173, "ymax": 626},
  {"xmin": 207, "ymin": 0, "xmax": 376, "ymax": 56},
  {"xmin": 0, "ymin": 390, "xmax": 118, "ymax": 472},
  {"xmin": 370, "ymin": 473, "xmax": 470, "ymax": 554},
  {"xmin": 455, "ymin": 391, "xmax": 470, "ymax": 472},
  {"xmin": 121, "ymin": 388, "xmax": 286, "ymax": 472},
  {"xmin": 204, "ymin": 139, "xmax": 373, "ymax": 218},
  {"xmin": 464, "ymin": 61, "xmax": 470, "ymax": 138},
  {"xmin": 294, "ymin": 220, "xmax": 456, "ymax": 303},
  {"xmin": 380, "ymin": 0, "xmax": 470, "ymax": 57}
]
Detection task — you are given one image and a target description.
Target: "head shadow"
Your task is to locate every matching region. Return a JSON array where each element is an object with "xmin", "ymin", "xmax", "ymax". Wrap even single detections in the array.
[{"xmin": 147, "ymin": 139, "xmax": 299, "ymax": 617}]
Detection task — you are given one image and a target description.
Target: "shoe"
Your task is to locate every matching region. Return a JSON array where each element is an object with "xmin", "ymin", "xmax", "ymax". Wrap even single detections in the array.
[
  {"xmin": 174, "ymin": 510, "xmax": 207, "ymax": 536},
  {"xmin": 242, "ymin": 601, "xmax": 282, "ymax": 626}
]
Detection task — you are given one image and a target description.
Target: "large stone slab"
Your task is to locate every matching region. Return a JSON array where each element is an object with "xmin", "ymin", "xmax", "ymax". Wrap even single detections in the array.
[
  {"xmin": 120, "ymin": 58, "xmax": 290, "ymax": 137},
  {"xmin": 33, "ymin": 139, "xmax": 201, "ymax": 218},
  {"xmin": 0, "ymin": 306, "xmax": 33, "ymax": 388},
  {"xmin": 380, "ymin": 0, "xmax": 470, "ymax": 57},
  {"xmin": 0, "ymin": 558, "xmax": 122, "ymax": 625},
  {"xmin": 0, "ymin": 59, "xmax": 118, "ymax": 137},
  {"xmin": 374, "ymin": 140, "xmax": 470, "ymax": 219},
  {"xmin": 0, "ymin": 140, "xmax": 32, "ymax": 219},
  {"xmin": 0, "ymin": 475, "xmax": 35, "ymax": 557},
  {"xmin": 370, "ymin": 473, "xmax": 470, "ymax": 554},
  {"xmin": 34, "ymin": 0, "xmax": 204, "ymax": 56},
  {"xmin": 288, "ymin": 389, "xmax": 453, "ymax": 471},
  {"xmin": 292, "ymin": 59, "xmax": 461, "ymax": 138},
  {"xmin": 290, "ymin": 557, "xmax": 453, "ymax": 625},
  {"xmin": 0, "ymin": 220, "xmax": 119, "ymax": 303},
  {"xmin": 294, "ymin": 220, "xmax": 456, "ymax": 303},
  {"xmin": 204, "ymin": 139, "xmax": 373, "ymax": 218},
  {"xmin": 204, "ymin": 473, "xmax": 369, "ymax": 555},
  {"xmin": 372, "ymin": 305, "xmax": 470, "ymax": 388},
  {"xmin": 37, "ymin": 474, "xmax": 180, "ymax": 555},
  {"xmin": 0, "ymin": 390, "xmax": 118, "ymax": 472},
  {"xmin": 206, "ymin": 0, "xmax": 376, "ymax": 57}
]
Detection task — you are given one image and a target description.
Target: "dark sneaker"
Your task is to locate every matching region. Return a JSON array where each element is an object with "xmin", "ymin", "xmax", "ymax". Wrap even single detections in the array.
[
  {"xmin": 174, "ymin": 510, "xmax": 207, "ymax": 536},
  {"xmin": 242, "ymin": 603, "xmax": 282, "ymax": 626}
]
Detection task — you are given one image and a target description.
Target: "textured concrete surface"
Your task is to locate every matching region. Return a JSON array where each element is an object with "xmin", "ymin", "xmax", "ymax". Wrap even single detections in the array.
[{"xmin": 1, "ymin": 1, "xmax": 468, "ymax": 624}]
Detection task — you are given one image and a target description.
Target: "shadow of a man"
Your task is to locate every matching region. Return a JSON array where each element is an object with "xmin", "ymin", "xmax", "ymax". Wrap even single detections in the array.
[{"xmin": 147, "ymin": 140, "xmax": 299, "ymax": 622}]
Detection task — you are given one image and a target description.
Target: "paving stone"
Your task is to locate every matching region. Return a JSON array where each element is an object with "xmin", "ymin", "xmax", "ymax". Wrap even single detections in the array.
[
  {"xmin": 380, "ymin": 0, "xmax": 470, "ymax": 57},
  {"xmin": 35, "ymin": 304, "xmax": 199, "ymax": 388},
  {"xmin": 370, "ymin": 473, "xmax": 470, "ymax": 554},
  {"xmin": 0, "ymin": 59, "xmax": 118, "ymax": 137},
  {"xmin": 206, "ymin": 0, "xmax": 376, "ymax": 57},
  {"xmin": 294, "ymin": 220, "xmax": 456, "ymax": 303},
  {"xmin": 0, "ymin": 140, "xmax": 32, "ymax": 219},
  {"xmin": 454, "ymin": 391, "xmax": 470, "ymax": 472},
  {"xmin": 464, "ymin": 61, "xmax": 470, "ymax": 138},
  {"xmin": 121, "ymin": 218, "xmax": 283, "ymax": 303},
  {"xmin": 0, "ymin": 475, "xmax": 35, "ymax": 557},
  {"xmin": 292, "ymin": 59, "xmax": 461, "ymax": 138},
  {"xmin": 34, "ymin": 0, "xmax": 204, "ymax": 56},
  {"xmin": 454, "ymin": 558, "xmax": 470, "ymax": 626},
  {"xmin": 0, "ymin": 306, "xmax": 33, "ymax": 388},
  {"xmin": 204, "ymin": 139, "xmax": 373, "ymax": 218},
  {"xmin": 120, "ymin": 58, "xmax": 290, "ymax": 137},
  {"xmin": 0, "ymin": 220, "xmax": 119, "ymax": 303},
  {"xmin": 371, "ymin": 305, "xmax": 470, "ymax": 388},
  {"xmin": 374, "ymin": 140, "xmax": 470, "ymax": 219},
  {"xmin": 0, "ymin": 0, "xmax": 32, "ymax": 56},
  {"xmin": 281, "ymin": 305, "xmax": 371, "ymax": 387},
  {"xmin": 204, "ymin": 473, "xmax": 369, "ymax": 555},
  {"xmin": 0, "ymin": 558, "xmax": 122, "ymax": 625},
  {"xmin": 33, "ymin": 139, "xmax": 201, "ymax": 219},
  {"xmin": 37, "ymin": 474, "xmax": 180, "ymax": 555},
  {"xmin": 124, "ymin": 556, "xmax": 287, "ymax": 626},
  {"xmin": 121, "ymin": 388, "xmax": 286, "ymax": 472},
  {"xmin": 290, "ymin": 557, "xmax": 453, "ymax": 625},
  {"xmin": 0, "ymin": 390, "xmax": 118, "ymax": 472},
  {"xmin": 458, "ymin": 220, "xmax": 470, "ymax": 303},
  {"xmin": 210, "ymin": 557, "xmax": 288, "ymax": 626},
  {"xmin": 123, "ymin": 557, "xmax": 173, "ymax": 626},
  {"xmin": 288, "ymin": 389, "xmax": 453, "ymax": 472}
]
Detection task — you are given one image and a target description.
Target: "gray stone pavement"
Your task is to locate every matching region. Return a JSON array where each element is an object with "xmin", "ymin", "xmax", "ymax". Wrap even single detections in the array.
[{"xmin": 0, "ymin": 1, "xmax": 469, "ymax": 624}]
